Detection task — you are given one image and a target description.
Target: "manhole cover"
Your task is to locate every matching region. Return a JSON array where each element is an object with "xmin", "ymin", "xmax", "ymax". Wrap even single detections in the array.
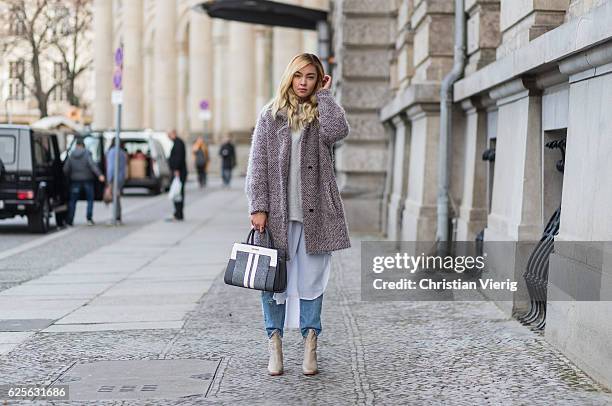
[{"xmin": 58, "ymin": 359, "xmax": 220, "ymax": 400}]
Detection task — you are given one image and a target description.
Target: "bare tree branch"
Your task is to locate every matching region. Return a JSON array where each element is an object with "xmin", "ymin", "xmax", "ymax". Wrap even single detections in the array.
[{"xmin": 0, "ymin": 0, "xmax": 93, "ymax": 117}]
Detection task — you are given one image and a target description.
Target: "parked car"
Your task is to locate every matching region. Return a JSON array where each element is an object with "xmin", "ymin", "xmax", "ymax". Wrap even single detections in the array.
[
  {"xmin": 0, "ymin": 125, "xmax": 69, "ymax": 233},
  {"xmin": 101, "ymin": 131, "xmax": 171, "ymax": 195}
]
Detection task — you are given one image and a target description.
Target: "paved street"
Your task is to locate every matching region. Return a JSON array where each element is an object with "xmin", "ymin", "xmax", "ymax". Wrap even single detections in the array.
[{"xmin": 0, "ymin": 176, "xmax": 610, "ymax": 405}]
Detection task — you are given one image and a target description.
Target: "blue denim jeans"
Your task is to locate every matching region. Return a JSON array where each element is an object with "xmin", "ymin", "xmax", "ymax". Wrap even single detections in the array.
[
  {"xmin": 221, "ymin": 167, "xmax": 232, "ymax": 185},
  {"xmin": 67, "ymin": 180, "xmax": 94, "ymax": 224},
  {"xmin": 261, "ymin": 291, "xmax": 323, "ymax": 338}
]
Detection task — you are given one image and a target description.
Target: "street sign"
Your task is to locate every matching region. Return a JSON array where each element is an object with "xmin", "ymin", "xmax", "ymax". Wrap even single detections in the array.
[
  {"xmin": 112, "ymin": 66, "xmax": 122, "ymax": 90},
  {"xmin": 198, "ymin": 110, "xmax": 212, "ymax": 121},
  {"xmin": 114, "ymin": 46, "xmax": 123, "ymax": 66},
  {"xmin": 199, "ymin": 100, "xmax": 209, "ymax": 110},
  {"xmin": 111, "ymin": 90, "xmax": 123, "ymax": 105},
  {"xmin": 113, "ymin": 45, "xmax": 123, "ymax": 91}
]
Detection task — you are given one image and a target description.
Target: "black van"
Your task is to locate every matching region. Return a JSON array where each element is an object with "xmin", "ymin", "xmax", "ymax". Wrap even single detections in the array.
[{"xmin": 0, "ymin": 125, "xmax": 69, "ymax": 233}]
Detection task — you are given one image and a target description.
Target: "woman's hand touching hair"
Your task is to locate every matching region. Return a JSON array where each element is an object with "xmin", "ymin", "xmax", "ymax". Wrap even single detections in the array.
[
  {"xmin": 322, "ymin": 74, "xmax": 332, "ymax": 90},
  {"xmin": 250, "ymin": 211, "xmax": 268, "ymax": 233}
]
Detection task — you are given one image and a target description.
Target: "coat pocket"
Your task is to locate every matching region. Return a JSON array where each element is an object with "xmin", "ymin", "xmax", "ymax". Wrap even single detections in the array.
[{"xmin": 325, "ymin": 180, "xmax": 342, "ymax": 215}]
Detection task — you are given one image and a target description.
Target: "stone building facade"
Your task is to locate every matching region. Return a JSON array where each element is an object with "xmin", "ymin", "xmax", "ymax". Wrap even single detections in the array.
[
  {"xmin": 330, "ymin": 0, "xmax": 612, "ymax": 390},
  {"xmin": 93, "ymin": 0, "xmax": 326, "ymax": 174}
]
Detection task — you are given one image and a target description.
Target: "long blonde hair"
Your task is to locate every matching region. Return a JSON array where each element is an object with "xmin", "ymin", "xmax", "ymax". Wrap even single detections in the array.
[{"xmin": 270, "ymin": 53, "xmax": 325, "ymax": 132}]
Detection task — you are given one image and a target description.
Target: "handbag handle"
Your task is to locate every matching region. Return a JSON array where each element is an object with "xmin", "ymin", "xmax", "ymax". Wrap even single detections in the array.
[{"xmin": 246, "ymin": 227, "xmax": 275, "ymax": 249}]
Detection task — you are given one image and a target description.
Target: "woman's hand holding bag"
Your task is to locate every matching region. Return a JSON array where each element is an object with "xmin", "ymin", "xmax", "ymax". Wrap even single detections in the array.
[{"xmin": 250, "ymin": 211, "xmax": 267, "ymax": 232}]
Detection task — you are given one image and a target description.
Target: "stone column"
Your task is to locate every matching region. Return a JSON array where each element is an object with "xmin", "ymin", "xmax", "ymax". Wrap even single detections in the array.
[
  {"xmin": 301, "ymin": 0, "xmax": 328, "ymax": 54},
  {"xmin": 456, "ymin": 98, "xmax": 490, "ymax": 240},
  {"xmin": 380, "ymin": 121, "xmax": 396, "ymax": 238},
  {"xmin": 93, "ymin": 0, "xmax": 113, "ymax": 128},
  {"xmin": 483, "ymin": 78, "xmax": 543, "ymax": 315},
  {"xmin": 386, "ymin": 114, "xmax": 411, "ymax": 241},
  {"xmin": 411, "ymin": 0, "xmax": 455, "ymax": 83},
  {"xmin": 486, "ymin": 79, "xmax": 543, "ymax": 241},
  {"xmin": 176, "ymin": 42, "xmax": 189, "ymax": 137},
  {"xmin": 272, "ymin": 0, "xmax": 303, "ymax": 85},
  {"xmin": 465, "ymin": 0, "xmax": 500, "ymax": 75},
  {"xmin": 212, "ymin": 19, "xmax": 227, "ymax": 142},
  {"xmin": 396, "ymin": 0, "xmax": 415, "ymax": 90},
  {"xmin": 226, "ymin": 21, "xmax": 256, "ymax": 140},
  {"xmin": 380, "ymin": 0, "xmax": 457, "ymax": 241},
  {"xmin": 122, "ymin": 0, "xmax": 143, "ymax": 128},
  {"xmin": 332, "ymin": 0, "xmax": 396, "ymax": 234},
  {"xmin": 497, "ymin": 0, "xmax": 569, "ymax": 59},
  {"xmin": 189, "ymin": 12, "xmax": 214, "ymax": 136},
  {"xmin": 142, "ymin": 43, "xmax": 153, "ymax": 129},
  {"xmin": 226, "ymin": 21, "xmax": 256, "ymax": 176},
  {"xmin": 254, "ymin": 26, "xmax": 273, "ymax": 115},
  {"xmin": 153, "ymin": 0, "xmax": 177, "ymax": 131},
  {"xmin": 402, "ymin": 103, "xmax": 440, "ymax": 241}
]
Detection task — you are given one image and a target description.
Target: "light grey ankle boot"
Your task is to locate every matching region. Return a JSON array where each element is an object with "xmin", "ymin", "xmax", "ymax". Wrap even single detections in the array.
[
  {"xmin": 302, "ymin": 329, "xmax": 318, "ymax": 375},
  {"xmin": 268, "ymin": 331, "xmax": 283, "ymax": 376}
]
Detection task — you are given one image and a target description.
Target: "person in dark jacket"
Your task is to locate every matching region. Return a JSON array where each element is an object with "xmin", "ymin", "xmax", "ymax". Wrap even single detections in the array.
[
  {"xmin": 219, "ymin": 134, "xmax": 236, "ymax": 188},
  {"xmin": 63, "ymin": 138, "xmax": 105, "ymax": 226},
  {"xmin": 167, "ymin": 129, "xmax": 187, "ymax": 220}
]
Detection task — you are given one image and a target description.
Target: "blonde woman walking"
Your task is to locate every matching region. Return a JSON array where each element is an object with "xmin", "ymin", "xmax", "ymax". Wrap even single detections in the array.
[
  {"xmin": 192, "ymin": 136, "xmax": 209, "ymax": 188},
  {"xmin": 245, "ymin": 53, "xmax": 351, "ymax": 376}
]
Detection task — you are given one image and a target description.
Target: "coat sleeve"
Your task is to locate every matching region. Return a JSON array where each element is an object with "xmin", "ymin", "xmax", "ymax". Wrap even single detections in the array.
[
  {"xmin": 87, "ymin": 152, "xmax": 102, "ymax": 177},
  {"xmin": 106, "ymin": 149, "xmax": 114, "ymax": 181},
  {"xmin": 168, "ymin": 144, "xmax": 178, "ymax": 171},
  {"xmin": 63, "ymin": 158, "xmax": 71, "ymax": 176},
  {"xmin": 245, "ymin": 110, "xmax": 270, "ymax": 215},
  {"xmin": 316, "ymin": 88, "xmax": 350, "ymax": 146}
]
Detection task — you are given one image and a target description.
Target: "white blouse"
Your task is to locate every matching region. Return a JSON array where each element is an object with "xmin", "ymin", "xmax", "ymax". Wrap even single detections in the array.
[{"xmin": 272, "ymin": 220, "xmax": 331, "ymax": 329}]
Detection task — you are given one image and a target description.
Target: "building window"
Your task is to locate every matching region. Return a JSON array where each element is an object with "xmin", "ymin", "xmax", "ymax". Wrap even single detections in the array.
[
  {"xmin": 8, "ymin": 60, "xmax": 25, "ymax": 101},
  {"xmin": 8, "ymin": 7, "xmax": 26, "ymax": 36},
  {"xmin": 52, "ymin": 62, "xmax": 68, "ymax": 102},
  {"xmin": 51, "ymin": 5, "xmax": 71, "ymax": 36}
]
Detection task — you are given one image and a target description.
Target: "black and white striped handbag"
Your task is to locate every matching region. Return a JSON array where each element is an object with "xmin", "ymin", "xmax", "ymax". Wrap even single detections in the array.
[{"xmin": 224, "ymin": 228, "xmax": 287, "ymax": 292}]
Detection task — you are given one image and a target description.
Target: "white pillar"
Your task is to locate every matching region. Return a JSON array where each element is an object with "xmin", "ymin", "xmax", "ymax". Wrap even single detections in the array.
[
  {"xmin": 272, "ymin": 0, "xmax": 303, "ymax": 86},
  {"xmin": 142, "ymin": 43, "xmax": 153, "ymax": 128},
  {"xmin": 122, "ymin": 0, "xmax": 142, "ymax": 128},
  {"xmin": 176, "ymin": 42, "xmax": 189, "ymax": 137},
  {"xmin": 254, "ymin": 26, "xmax": 273, "ymax": 115},
  {"xmin": 93, "ymin": 0, "xmax": 113, "ymax": 128},
  {"xmin": 226, "ymin": 21, "xmax": 256, "ymax": 137},
  {"xmin": 153, "ymin": 0, "xmax": 176, "ymax": 131},
  {"xmin": 301, "ymin": 0, "xmax": 329, "ymax": 54},
  {"xmin": 189, "ymin": 12, "xmax": 213, "ymax": 135},
  {"xmin": 212, "ymin": 19, "xmax": 227, "ymax": 142}
]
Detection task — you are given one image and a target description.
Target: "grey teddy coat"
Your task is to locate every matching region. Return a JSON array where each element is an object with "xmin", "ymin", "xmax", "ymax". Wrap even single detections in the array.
[{"xmin": 245, "ymin": 88, "xmax": 351, "ymax": 262}]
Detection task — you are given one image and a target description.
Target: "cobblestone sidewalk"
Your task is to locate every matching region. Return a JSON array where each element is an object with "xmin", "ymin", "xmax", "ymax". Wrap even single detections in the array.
[{"xmin": 0, "ymin": 182, "xmax": 611, "ymax": 405}]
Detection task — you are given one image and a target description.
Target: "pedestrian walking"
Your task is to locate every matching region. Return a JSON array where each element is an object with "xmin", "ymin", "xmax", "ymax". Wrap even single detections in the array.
[
  {"xmin": 167, "ymin": 129, "xmax": 187, "ymax": 220},
  {"xmin": 63, "ymin": 138, "xmax": 105, "ymax": 226},
  {"xmin": 192, "ymin": 136, "xmax": 209, "ymax": 188},
  {"xmin": 105, "ymin": 139, "xmax": 128, "ymax": 224},
  {"xmin": 218, "ymin": 135, "xmax": 236, "ymax": 188},
  {"xmin": 245, "ymin": 53, "xmax": 351, "ymax": 376}
]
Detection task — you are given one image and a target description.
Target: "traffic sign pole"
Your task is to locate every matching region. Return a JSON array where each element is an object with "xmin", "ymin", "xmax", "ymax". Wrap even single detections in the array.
[
  {"xmin": 199, "ymin": 99, "xmax": 211, "ymax": 143},
  {"xmin": 112, "ymin": 45, "xmax": 124, "ymax": 226}
]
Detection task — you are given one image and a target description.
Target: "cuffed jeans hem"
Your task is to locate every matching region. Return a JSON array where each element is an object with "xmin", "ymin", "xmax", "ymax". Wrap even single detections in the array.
[
  {"xmin": 301, "ymin": 327, "xmax": 321, "ymax": 338},
  {"xmin": 261, "ymin": 291, "xmax": 323, "ymax": 339},
  {"xmin": 266, "ymin": 328, "xmax": 283, "ymax": 339}
]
